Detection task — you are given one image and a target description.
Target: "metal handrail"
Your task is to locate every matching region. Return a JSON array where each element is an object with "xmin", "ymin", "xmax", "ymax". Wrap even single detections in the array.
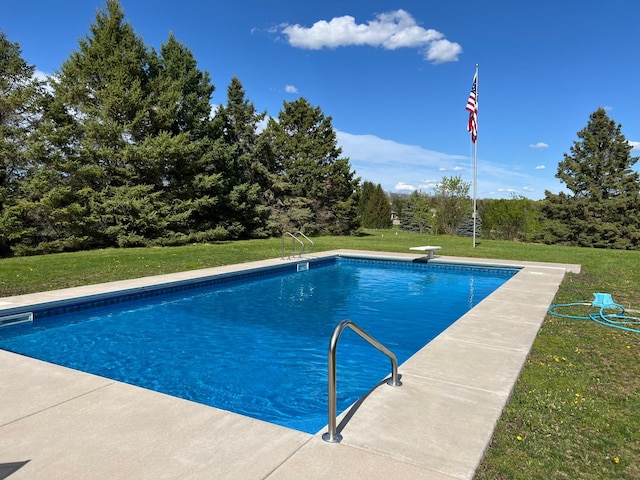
[
  {"xmin": 322, "ymin": 319, "xmax": 402, "ymax": 443},
  {"xmin": 294, "ymin": 231, "xmax": 314, "ymax": 253},
  {"xmin": 281, "ymin": 232, "xmax": 305, "ymax": 259}
]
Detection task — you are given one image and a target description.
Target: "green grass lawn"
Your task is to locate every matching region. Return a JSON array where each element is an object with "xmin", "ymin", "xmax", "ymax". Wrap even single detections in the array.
[{"xmin": 1, "ymin": 230, "xmax": 638, "ymax": 478}]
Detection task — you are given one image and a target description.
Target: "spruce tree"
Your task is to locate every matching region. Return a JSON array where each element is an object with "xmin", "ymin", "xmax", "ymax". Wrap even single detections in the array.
[
  {"xmin": 368, "ymin": 183, "xmax": 392, "ymax": 229},
  {"xmin": 0, "ymin": 31, "xmax": 46, "ymax": 254},
  {"xmin": 38, "ymin": 0, "xmax": 160, "ymax": 249},
  {"xmin": 211, "ymin": 77, "xmax": 270, "ymax": 238},
  {"xmin": 263, "ymin": 98, "xmax": 359, "ymax": 234},
  {"xmin": 146, "ymin": 33, "xmax": 219, "ymax": 242},
  {"xmin": 542, "ymin": 108, "xmax": 640, "ymax": 249},
  {"xmin": 357, "ymin": 181, "xmax": 376, "ymax": 226},
  {"xmin": 358, "ymin": 181, "xmax": 391, "ymax": 228},
  {"xmin": 15, "ymin": 1, "xmax": 220, "ymax": 250},
  {"xmin": 400, "ymin": 190, "xmax": 432, "ymax": 234}
]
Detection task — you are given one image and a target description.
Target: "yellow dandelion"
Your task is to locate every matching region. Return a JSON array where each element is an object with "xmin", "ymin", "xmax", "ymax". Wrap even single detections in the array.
[
  {"xmin": 614, "ymin": 457, "xmax": 620, "ymax": 464},
  {"xmin": 554, "ymin": 357, "xmax": 560, "ymax": 363},
  {"xmin": 516, "ymin": 435, "xmax": 523, "ymax": 441}
]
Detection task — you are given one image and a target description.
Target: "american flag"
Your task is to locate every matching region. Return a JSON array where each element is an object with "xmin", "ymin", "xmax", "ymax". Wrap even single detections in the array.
[{"xmin": 466, "ymin": 72, "xmax": 478, "ymax": 143}]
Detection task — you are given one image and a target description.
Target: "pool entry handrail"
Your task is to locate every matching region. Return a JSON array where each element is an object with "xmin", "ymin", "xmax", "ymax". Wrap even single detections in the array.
[
  {"xmin": 281, "ymin": 232, "xmax": 304, "ymax": 259},
  {"xmin": 281, "ymin": 231, "xmax": 314, "ymax": 259},
  {"xmin": 294, "ymin": 231, "xmax": 314, "ymax": 253},
  {"xmin": 322, "ymin": 319, "xmax": 402, "ymax": 443}
]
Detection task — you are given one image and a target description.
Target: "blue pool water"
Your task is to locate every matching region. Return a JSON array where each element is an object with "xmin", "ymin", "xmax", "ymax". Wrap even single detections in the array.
[{"xmin": 0, "ymin": 257, "xmax": 517, "ymax": 433}]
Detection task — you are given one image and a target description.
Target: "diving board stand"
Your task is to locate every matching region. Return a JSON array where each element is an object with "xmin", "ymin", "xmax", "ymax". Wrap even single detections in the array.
[{"xmin": 409, "ymin": 246, "xmax": 441, "ymax": 260}]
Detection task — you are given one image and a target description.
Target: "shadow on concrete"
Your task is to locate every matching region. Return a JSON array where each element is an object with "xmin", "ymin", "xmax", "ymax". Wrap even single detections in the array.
[
  {"xmin": 335, "ymin": 374, "xmax": 404, "ymax": 438},
  {"xmin": 0, "ymin": 461, "xmax": 30, "ymax": 480}
]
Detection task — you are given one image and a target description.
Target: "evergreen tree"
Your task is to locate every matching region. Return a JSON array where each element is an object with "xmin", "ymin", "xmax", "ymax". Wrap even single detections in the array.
[
  {"xmin": 210, "ymin": 77, "xmax": 270, "ymax": 238},
  {"xmin": 148, "ymin": 33, "xmax": 214, "ymax": 140},
  {"xmin": 541, "ymin": 108, "xmax": 640, "ymax": 249},
  {"xmin": 358, "ymin": 181, "xmax": 391, "ymax": 228},
  {"xmin": 0, "ymin": 31, "xmax": 46, "ymax": 254},
  {"xmin": 262, "ymin": 98, "xmax": 359, "ymax": 234},
  {"xmin": 146, "ymin": 33, "xmax": 221, "ymax": 242},
  {"xmin": 400, "ymin": 190, "xmax": 433, "ymax": 233},
  {"xmin": 357, "ymin": 181, "xmax": 376, "ymax": 224},
  {"xmin": 23, "ymin": 0, "xmax": 160, "ymax": 250},
  {"xmin": 8, "ymin": 1, "xmax": 221, "ymax": 251}
]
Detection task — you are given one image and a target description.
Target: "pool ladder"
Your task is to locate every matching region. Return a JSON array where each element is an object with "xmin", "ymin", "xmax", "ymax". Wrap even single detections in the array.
[
  {"xmin": 281, "ymin": 232, "xmax": 314, "ymax": 259},
  {"xmin": 323, "ymin": 319, "xmax": 402, "ymax": 443}
]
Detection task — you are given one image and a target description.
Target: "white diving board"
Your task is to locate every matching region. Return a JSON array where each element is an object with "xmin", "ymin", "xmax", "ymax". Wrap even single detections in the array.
[{"xmin": 409, "ymin": 245, "xmax": 441, "ymax": 259}]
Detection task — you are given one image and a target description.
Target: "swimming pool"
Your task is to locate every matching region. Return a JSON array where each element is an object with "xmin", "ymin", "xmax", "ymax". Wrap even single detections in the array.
[{"xmin": 0, "ymin": 256, "xmax": 517, "ymax": 434}]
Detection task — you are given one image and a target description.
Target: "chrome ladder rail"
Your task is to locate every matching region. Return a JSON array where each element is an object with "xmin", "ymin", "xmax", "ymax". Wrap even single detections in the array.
[
  {"xmin": 322, "ymin": 319, "xmax": 402, "ymax": 443},
  {"xmin": 281, "ymin": 232, "xmax": 305, "ymax": 259},
  {"xmin": 294, "ymin": 231, "xmax": 314, "ymax": 253}
]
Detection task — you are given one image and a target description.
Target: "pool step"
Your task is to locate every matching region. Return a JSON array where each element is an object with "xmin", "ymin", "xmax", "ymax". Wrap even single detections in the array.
[{"xmin": 0, "ymin": 312, "xmax": 33, "ymax": 328}]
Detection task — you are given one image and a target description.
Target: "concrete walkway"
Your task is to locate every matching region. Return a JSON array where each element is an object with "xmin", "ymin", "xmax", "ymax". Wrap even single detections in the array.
[{"xmin": 0, "ymin": 251, "xmax": 580, "ymax": 479}]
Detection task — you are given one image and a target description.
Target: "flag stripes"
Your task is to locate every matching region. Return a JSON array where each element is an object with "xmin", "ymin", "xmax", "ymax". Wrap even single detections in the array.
[{"xmin": 466, "ymin": 72, "xmax": 478, "ymax": 143}]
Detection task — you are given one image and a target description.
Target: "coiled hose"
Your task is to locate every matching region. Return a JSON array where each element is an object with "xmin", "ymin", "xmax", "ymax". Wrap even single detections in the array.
[{"xmin": 548, "ymin": 293, "xmax": 640, "ymax": 334}]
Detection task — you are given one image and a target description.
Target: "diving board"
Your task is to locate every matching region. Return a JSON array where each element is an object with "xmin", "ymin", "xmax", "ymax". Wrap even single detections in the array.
[{"xmin": 409, "ymin": 245, "xmax": 441, "ymax": 259}]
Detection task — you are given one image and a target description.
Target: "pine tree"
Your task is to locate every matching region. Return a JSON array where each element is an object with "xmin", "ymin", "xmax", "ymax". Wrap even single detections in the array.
[
  {"xmin": 34, "ymin": 0, "xmax": 160, "ymax": 249},
  {"xmin": 542, "ymin": 108, "xmax": 640, "ymax": 249},
  {"xmin": 210, "ymin": 77, "xmax": 270, "ymax": 238},
  {"xmin": 263, "ymin": 98, "xmax": 359, "ymax": 234},
  {"xmin": 13, "ymin": 1, "xmax": 221, "ymax": 250},
  {"xmin": 0, "ymin": 31, "xmax": 46, "ymax": 254},
  {"xmin": 400, "ymin": 190, "xmax": 433, "ymax": 234},
  {"xmin": 146, "ymin": 33, "xmax": 220, "ymax": 242},
  {"xmin": 358, "ymin": 181, "xmax": 391, "ymax": 228},
  {"xmin": 357, "ymin": 181, "xmax": 375, "ymax": 227}
]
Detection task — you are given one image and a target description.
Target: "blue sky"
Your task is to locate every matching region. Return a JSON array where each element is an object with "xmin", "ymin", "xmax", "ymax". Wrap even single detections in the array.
[{"xmin": 3, "ymin": 0, "xmax": 639, "ymax": 199}]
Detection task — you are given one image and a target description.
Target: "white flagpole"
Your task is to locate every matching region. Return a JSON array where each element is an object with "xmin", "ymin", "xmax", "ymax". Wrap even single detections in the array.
[{"xmin": 472, "ymin": 64, "xmax": 478, "ymax": 248}]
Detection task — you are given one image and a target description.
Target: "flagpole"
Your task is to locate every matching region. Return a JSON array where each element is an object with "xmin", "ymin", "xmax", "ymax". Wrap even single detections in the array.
[
  {"xmin": 472, "ymin": 64, "xmax": 478, "ymax": 248},
  {"xmin": 465, "ymin": 64, "xmax": 479, "ymax": 247}
]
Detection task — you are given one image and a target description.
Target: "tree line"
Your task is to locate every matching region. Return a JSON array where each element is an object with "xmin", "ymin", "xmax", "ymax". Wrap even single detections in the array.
[
  {"xmin": 395, "ymin": 108, "xmax": 640, "ymax": 249},
  {"xmin": 0, "ymin": 0, "xmax": 359, "ymax": 256},
  {"xmin": 2, "ymin": 1, "xmax": 639, "ymax": 257}
]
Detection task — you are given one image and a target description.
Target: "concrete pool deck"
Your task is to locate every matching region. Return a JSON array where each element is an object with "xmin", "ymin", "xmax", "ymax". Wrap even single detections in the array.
[{"xmin": 0, "ymin": 250, "xmax": 580, "ymax": 479}]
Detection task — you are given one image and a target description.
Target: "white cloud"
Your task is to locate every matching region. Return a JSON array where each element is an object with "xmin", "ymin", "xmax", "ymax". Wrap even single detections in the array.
[
  {"xmin": 337, "ymin": 130, "xmax": 469, "ymax": 194},
  {"xmin": 336, "ymin": 130, "xmax": 560, "ymax": 199},
  {"xmin": 418, "ymin": 179, "xmax": 440, "ymax": 190},
  {"xmin": 279, "ymin": 10, "xmax": 461, "ymax": 64},
  {"xmin": 629, "ymin": 140, "xmax": 640, "ymax": 152},
  {"xmin": 33, "ymin": 70, "xmax": 50, "ymax": 82},
  {"xmin": 209, "ymin": 104, "xmax": 221, "ymax": 119},
  {"xmin": 284, "ymin": 84, "xmax": 298, "ymax": 94},
  {"xmin": 337, "ymin": 131, "xmax": 465, "ymax": 166},
  {"xmin": 31, "ymin": 70, "xmax": 56, "ymax": 93},
  {"xmin": 535, "ymin": 165, "xmax": 546, "ymax": 170},
  {"xmin": 394, "ymin": 182, "xmax": 417, "ymax": 192},
  {"xmin": 529, "ymin": 142, "xmax": 549, "ymax": 149},
  {"xmin": 424, "ymin": 39, "xmax": 462, "ymax": 64}
]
